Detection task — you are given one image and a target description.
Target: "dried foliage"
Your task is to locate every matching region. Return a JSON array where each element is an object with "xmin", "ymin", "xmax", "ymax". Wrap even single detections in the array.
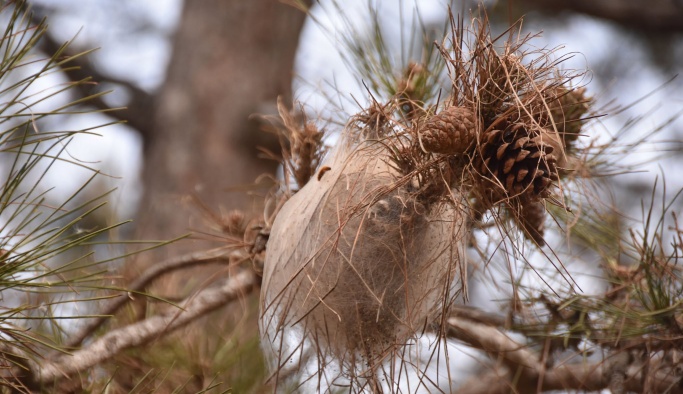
[
  {"xmin": 268, "ymin": 97, "xmax": 328, "ymax": 191},
  {"xmin": 429, "ymin": 14, "xmax": 592, "ymax": 246}
]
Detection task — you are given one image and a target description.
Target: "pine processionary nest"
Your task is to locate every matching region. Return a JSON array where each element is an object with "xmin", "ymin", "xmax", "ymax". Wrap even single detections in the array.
[{"xmin": 260, "ymin": 136, "xmax": 467, "ymax": 388}]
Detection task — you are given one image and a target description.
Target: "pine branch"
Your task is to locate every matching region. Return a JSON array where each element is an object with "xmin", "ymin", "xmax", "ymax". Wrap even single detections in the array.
[
  {"xmin": 450, "ymin": 305, "xmax": 508, "ymax": 327},
  {"xmin": 447, "ymin": 317, "xmax": 542, "ymax": 377},
  {"xmin": 447, "ymin": 317, "xmax": 683, "ymax": 393},
  {"xmin": 30, "ymin": 269, "xmax": 257, "ymax": 385},
  {"xmin": 29, "ymin": 4, "xmax": 155, "ymax": 141},
  {"xmin": 66, "ymin": 247, "xmax": 244, "ymax": 349}
]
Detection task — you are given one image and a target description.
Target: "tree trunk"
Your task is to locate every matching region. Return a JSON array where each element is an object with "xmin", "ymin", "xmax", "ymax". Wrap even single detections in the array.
[{"xmin": 136, "ymin": 0, "xmax": 308, "ymax": 258}]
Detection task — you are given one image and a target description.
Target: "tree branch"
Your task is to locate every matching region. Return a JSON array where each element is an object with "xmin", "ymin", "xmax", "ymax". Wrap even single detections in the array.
[
  {"xmin": 516, "ymin": 0, "xmax": 683, "ymax": 33},
  {"xmin": 32, "ymin": 269, "xmax": 257, "ymax": 385},
  {"xmin": 447, "ymin": 317, "xmax": 683, "ymax": 393},
  {"xmin": 447, "ymin": 317, "xmax": 542, "ymax": 375},
  {"xmin": 30, "ymin": 6, "xmax": 156, "ymax": 141},
  {"xmin": 450, "ymin": 305, "xmax": 508, "ymax": 327},
  {"xmin": 66, "ymin": 247, "xmax": 244, "ymax": 348}
]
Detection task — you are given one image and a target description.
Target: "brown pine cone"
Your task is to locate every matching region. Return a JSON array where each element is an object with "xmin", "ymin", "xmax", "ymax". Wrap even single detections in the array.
[
  {"xmin": 515, "ymin": 201, "xmax": 546, "ymax": 246},
  {"xmin": 476, "ymin": 123, "xmax": 561, "ymax": 203},
  {"xmin": 541, "ymin": 87, "xmax": 591, "ymax": 148},
  {"xmin": 419, "ymin": 106, "xmax": 479, "ymax": 155}
]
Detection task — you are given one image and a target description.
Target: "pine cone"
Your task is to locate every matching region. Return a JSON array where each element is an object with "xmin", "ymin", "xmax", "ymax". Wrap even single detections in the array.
[
  {"xmin": 476, "ymin": 123, "xmax": 561, "ymax": 203},
  {"xmin": 419, "ymin": 106, "xmax": 479, "ymax": 155},
  {"xmin": 515, "ymin": 201, "xmax": 546, "ymax": 246},
  {"xmin": 542, "ymin": 87, "xmax": 591, "ymax": 148}
]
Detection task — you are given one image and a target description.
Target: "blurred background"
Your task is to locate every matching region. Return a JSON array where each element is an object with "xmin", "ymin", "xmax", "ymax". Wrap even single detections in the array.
[{"xmin": 17, "ymin": 0, "xmax": 683, "ymax": 391}]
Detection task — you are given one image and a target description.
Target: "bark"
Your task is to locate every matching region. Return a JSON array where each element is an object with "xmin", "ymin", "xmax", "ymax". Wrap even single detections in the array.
[{"xmin": 136, "ymin": 0, "xmax": 308, "ymax": 256}]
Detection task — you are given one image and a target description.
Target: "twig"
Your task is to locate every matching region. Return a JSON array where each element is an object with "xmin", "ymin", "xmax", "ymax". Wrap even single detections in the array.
[
  {"xmin": 66, "ymin": 248, "xmax": 243, "ymax": 348},
  {"xmin": 33, "ymin": 269, "xmax": 257, "ymax": 385}
]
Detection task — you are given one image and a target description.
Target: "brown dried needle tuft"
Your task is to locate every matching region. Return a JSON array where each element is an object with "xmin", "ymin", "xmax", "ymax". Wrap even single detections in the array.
[
  {"xmin": 396, "ymin": 62, "xmax": 431, "ymax": 120},
  {"xmin": 275, "ymin": 97, "xmax": 327, "ymax": 189}
]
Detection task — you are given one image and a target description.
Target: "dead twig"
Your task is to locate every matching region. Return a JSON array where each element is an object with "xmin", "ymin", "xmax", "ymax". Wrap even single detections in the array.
[
  {"xmin": 450, "ymin": 305, "xmax": 508, "ymax": 327},
  {"xmin": 447, "ymin": 317, "xmax": 541, "ymax": 375}
]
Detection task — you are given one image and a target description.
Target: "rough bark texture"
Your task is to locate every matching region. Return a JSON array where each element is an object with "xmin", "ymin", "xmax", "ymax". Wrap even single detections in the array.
[{"xmin": 136, "ymin": 0, "xmax": 308, "ymax": 256}]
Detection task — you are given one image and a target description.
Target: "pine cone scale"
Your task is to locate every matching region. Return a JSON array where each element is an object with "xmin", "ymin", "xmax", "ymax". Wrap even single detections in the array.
[
  {"xmin": 496, "ymin": 143, "xmax": 509, "ymax": 159},
  {"xmin": 528, "ymin": 150, "xmax": 542, "ymax": 159},
  {"xmin": 486, "ymin": 129, "xmax": 502, "ymax": 144},
  {"xmin": 503, "ymin": 157, "xmax": 516, "ymax": 173},
  {"xmin": 516, "ymin": 150, "xmax": 530, "ymax": 162},
  {"xmin": 514, "ymin": 137, "xmax": 529, "ymax": 149}
]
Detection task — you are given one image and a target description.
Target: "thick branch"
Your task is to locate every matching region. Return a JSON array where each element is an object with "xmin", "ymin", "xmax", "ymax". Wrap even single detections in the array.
[
  {"xmin": 516, "ymin": 0, "xmax": 683, "ymax": 33},
  {"xmin": 450, "ymin": 305, "xmax": 508, "ymax": 327},
  {"xmin": 447, "ymin": 317, "xmax": 541, "ymax": 375},
  {"xmin": 447, "ymin": 317, "xmax": 683, "ymax": 393},
  {"xmin": 66, "ymin": 248, "xmax": 243, "ymax": 348},
  {"xmin": 33, "ymin": 269, "xmax": 257, "ymax": 385}
]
